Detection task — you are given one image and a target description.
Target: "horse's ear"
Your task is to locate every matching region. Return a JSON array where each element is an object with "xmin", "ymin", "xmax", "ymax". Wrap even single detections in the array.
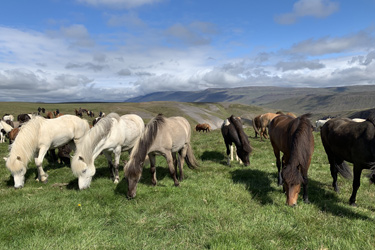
[
  {"xmin": 17, "ymin": 156, "xmax": 21, "ymax": 161},
  {"xmin": 79, "ymin": 156, "xmax": 84, "ymax": 161}
]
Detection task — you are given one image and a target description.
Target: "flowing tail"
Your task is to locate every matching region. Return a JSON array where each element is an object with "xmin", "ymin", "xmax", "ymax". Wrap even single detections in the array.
[
  {"xmin": 252, "ymin": 116, "xmax": 260, "ymax": 137},
  {"xmin": 335, "ymin": 161, "xmax": 352, "ymax": 179},
  {"xmin": 185, "ymin": 143, "xmax": 199, "ymax": 169}
]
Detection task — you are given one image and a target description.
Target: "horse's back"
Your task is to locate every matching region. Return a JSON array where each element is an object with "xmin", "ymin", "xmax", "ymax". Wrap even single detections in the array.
[{"xmin": 321, "ymin": 118, "xmax": 375, "ymax": 163}]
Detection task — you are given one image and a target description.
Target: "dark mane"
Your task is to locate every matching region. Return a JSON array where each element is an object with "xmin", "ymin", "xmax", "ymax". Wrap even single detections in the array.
[
  {"xmin": 126, "ymin": 114, "xmax": 165, "ymax": 176},
  {"xmin": 229, "ymin": 115, "xmax": 252, "ymax": 153},
  {"xmin": 283, "ymin": 113, "xmax": 313, "ymax": 185}
]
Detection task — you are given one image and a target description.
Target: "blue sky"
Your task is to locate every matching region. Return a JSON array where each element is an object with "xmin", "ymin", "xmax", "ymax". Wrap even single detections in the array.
[{"xmin": 1, "ymin": 0, "xmax": 375, "ymax": 102}]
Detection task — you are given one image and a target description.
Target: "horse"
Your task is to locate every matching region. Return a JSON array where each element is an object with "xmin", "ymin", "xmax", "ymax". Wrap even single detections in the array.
[
  {"xmin": 71, "ymin": 113, "xmax": 145, "ymax": 189},
  {"xmin": 124, "ymin": 114, "xmax": 199, "ymax": 199},
  {"xmin": 75, "ymin": 109, "xmax": 83, "ymax": 118},
  {"xmin": 268, "ymin": 114, "xmax": 314, "ymax": 206},
  {"xmin": 195, "ymin": 123, "xmax": 211, "ymax": 132},
  {"xmin": 221, "ymin": 115, "xmax": 252, "ymax": 166},
  {"xmin": 8, "ymin": 127, "xmax": 20, "ymax": 144},
  {"xmin": 17, "ymin": 114, "xmax": 31, "ymax": 123},
  {"xmin": 352, "ymin": 118, "xmax": 366, "ymax": 122},
  {"xmin": 45, "ymin": 112, "xmax": 54, "ymax": 119},
  {"xmin": 5, "ymin": 115, "xmax": 90, "ymax": 188},
  {"xmin": 252, "ymin": 114, "xmax": 266, "ymax": 138},
  {"xmin": 2, "ymin": 114, "xmax": 14, "ymax": 121},
  {"xmin": 92, "ymin": 117, "xmax": 102, "ymax": 127},
  {"xmin": 0, "ymin": 120, "xmax": 13, "ymax": 143},
  {"xmin": 257, "ymin": 113, "xmax": 280, "ymax": 141},
  {"xmin": 320, "ymin": 114, "xmax": 375, "ymax": 206},
  {"xmin": 315, "ymin": 118, "xmax": 331, "ymax": 131}
]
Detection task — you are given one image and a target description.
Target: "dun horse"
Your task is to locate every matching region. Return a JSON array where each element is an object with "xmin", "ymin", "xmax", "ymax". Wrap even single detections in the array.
[
  {"xmin": 124, "ymin": 114, "xmax": 199, "ymax": 199},
  {"xmin": 269, "ymin": 114, "xmax": 314, "ymax": 206},
  {"xmin": 5, "ymin": 115, "xmax": 90, "ymax": 188},
  {"xmin": 320, "ymin": 114, "xmax": 375, "ymax": 206},
  {"xmin": 71, "ymin": 113, "xmax": 144, "ymax": 189},
  {"xmin": 221, "ymin": 115, "xmax": 252, "ymax": 166}
]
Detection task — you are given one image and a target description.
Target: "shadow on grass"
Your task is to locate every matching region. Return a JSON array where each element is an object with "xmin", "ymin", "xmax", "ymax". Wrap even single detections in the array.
[
  {"xmin": 231, "ymin": 168, "xmax": 276, "ymax": 205},
  {"xmin": 232, "ymin": 168, "xmax": 373, "ymax": 220},
  {"xmin": 201, "ymin": 150, "xmax": 224, "ymax": 163},
  {"xmin": 307, "ymin": 179, "xmax": 373, "ymax": 220}
]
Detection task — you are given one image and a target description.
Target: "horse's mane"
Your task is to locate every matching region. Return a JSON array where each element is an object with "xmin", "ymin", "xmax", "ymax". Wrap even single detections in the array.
[
  {"xmin": 283, "ymin": 113, "xmax": 313, "ymax": 185},
  {"xmin": 366, "ymin": 113, "xmax": 375, "ymax": 127},
  {"xmin": 229, "ymin": 115, "xmax": 252, "ymax": 153},
  {"xmin": 125, "ymin": 114, "xmax": 165, "ymax": 177},
  {"xmin": 79, "ymin": 113, "xmax": 118, "ymax": 160},
  {"xmin": 8, "ymin": 116, "xmax": 45, "ymax": 167}
]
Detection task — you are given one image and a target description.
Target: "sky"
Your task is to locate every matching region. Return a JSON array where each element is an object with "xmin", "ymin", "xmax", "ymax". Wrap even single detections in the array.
[{"xmin": 1, "ymin": 0, "xmax": 375, "ymax": 103}]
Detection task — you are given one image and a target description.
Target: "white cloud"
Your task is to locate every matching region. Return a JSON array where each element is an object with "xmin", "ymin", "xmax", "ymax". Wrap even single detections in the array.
[{"xmin": 275, "ymin": 0, "xmax": 339, "ymax": 25}]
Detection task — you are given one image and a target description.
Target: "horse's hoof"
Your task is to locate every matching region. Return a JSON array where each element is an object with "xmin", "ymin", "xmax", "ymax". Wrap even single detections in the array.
[
  {"xmin": 174, "ymin": 182, "xmax": 180, "ymax": 187},
  {"xmin": 303, "ymin": 199, "xmax": 310, "ymax": 204},
  {"xmin": 42, "ymin": 179, "xmax": 48, "ymax": 184},
  {"xmin": 350, "ymin": 202, "xmax": 358, "ymax": 207}
]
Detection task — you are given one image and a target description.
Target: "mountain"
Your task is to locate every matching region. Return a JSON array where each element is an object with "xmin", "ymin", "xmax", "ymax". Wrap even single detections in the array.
[{"xmin": 125, "ymin": 85, "xmax": 375, "ymax": 117}]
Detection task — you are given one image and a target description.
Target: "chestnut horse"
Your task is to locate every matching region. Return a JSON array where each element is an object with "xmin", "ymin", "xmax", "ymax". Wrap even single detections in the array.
[
  {"xmin": 320, "ymin": 114, "xmax": 375, "ymax": 206},
  {"xmin": 257, "ymin": 113, "xmax": 280, "ymax": 141},
  {"xmin": 269, "ymin": 114, "xmax": 314, "ymax": 206},
  {"xmin": 195, "ymin": 123, "xmax": 211, "ymax": 132}
]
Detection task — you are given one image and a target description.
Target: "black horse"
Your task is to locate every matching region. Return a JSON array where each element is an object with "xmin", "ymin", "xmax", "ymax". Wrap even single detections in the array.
[
  {"xmin": 321, "ymin": 114, "xmax": 375, "ymax": 206},
  {"xmin": 17, "ymin": 114, "xmax": 31, "ymax": 123},
  {"xmin": 221, "ymin": 115, "xmax": 252, "ymax": 166}
]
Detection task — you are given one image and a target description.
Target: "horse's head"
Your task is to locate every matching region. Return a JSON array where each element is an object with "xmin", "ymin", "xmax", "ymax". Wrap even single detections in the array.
[
  {"xmin": 237, "ymin": 148, "xmax": 250, "ymax": 166},
  {"xmin": 6, "ymin": 155, "xmax": 26, "ymax": 188},
  {"xmin": 282, "ymin": 164, "xmax": 304, "ymax": 206},
  {"xmin": 71, "ymin": 154, "xmax": 96, "ymax": 190},
  {"xmin": 124, "ymin": 161, "xmax": 142, "ymax": 199}
]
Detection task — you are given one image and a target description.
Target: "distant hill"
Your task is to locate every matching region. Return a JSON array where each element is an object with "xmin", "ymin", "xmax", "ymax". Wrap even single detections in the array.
[{"xmin": 125, "ymin": 85, "xmax": 375, "ymax": 118}]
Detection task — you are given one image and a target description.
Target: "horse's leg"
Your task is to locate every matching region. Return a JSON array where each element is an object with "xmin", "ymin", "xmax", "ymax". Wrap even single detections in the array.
[
  {"xmin": 302, "ymin": 175, "xmax": 310, "ymax": 204},
  {"xmin": 329, "ymin": 156, "xmax": 340, "ymax": 193},
  {"xmin": 349, "ymin": 165, "xmax": 363, "ymax": 206},
  {"xmin": 165, "ymin": 151, "xmax": 179, "ymax": 186},
  {"xmin": 34, "ymin": 146, "xmax": 49, "ymax": 183},
  {"xmin": 230, "ymin": 145, "xmax": 234, "ymax": 162},
  {"xmin": 273, "ymin": 149, "xmax": 282, "ymax": 186},
  {"xmin": 112, "ymin": 147, "xmax": 122, "ymax": 184},
  {"xmin": 178, "ymin": 146, "xmax": 188, "ymax": 181},
  {"xmin": 225, "ymin": 143, "xmax": 231, "ymax": 166},
  {"xmin": 103, "ymin": 151, "xmax": 114, "ymax": 180},
  {"xmin": 149, "ymin": 153, "xmax": 157, "ymax": 186}
]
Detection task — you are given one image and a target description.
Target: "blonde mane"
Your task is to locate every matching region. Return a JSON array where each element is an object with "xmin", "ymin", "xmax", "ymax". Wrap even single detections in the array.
[{"xmin": 7, "ymin": 116, "xmax": 45, "ymax": 171}]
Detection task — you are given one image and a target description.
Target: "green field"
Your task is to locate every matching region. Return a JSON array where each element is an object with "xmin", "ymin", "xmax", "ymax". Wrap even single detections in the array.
[{"xmin": 0, "ymin": 102, "xmax": 374, "ymax": 249}]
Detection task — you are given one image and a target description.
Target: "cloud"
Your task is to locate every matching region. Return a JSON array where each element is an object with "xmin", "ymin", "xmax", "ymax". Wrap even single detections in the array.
[
  {"xmin": 276, "ymin": 60, "xmax": 325, "ymax": 71},
  {"xmin": 165, "ymin": 22, "xmax": 218, "ymax": 46},
  {"xmin": 275, "ymin": 0, "xmax": 339, "ymax": 25},
  {"xmin": 76, "ymin": 0, "xmax": 163, "ymax": 9},
  {"xmin": 286, "ymin": 30, "xmax": 375, "ymax": 56},
  {"xmin": 106, "ymin": 12, "xmax": 146, "ymax": 28}
]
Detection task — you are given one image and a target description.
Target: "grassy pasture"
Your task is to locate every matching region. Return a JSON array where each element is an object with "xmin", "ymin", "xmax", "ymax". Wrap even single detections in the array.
[{"xmin": 0, "ymin": 102, "xmax": 375, "ymax": 249}]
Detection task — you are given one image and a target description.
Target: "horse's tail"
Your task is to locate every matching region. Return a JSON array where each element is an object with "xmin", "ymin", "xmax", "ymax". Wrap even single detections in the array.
[
  {"xmin": 185, "ymin": 143, "xmax": 199, "ymax": 169},
  {"xmin": 335, "ymin": 161, "xmax": 353, "ymax": 179}
]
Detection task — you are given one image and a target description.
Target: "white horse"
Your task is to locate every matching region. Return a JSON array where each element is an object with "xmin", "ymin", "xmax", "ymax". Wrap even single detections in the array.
[
  {"xmin": 315, "ymin": 118, "xmax": 331, "ymax": 131},
  {"xmin": 2, "ymin": 114, "xmax": 14, "ymax": 121},
  {"xmin": 0, "ymin": 120, "xmax": 13, "ymax": 143},
  {"xmin": 5, "ymin": 115, "xmax": 90, "ymax": 188},
  {"xmin": 71, "ymin": 113, "xmax": 144, "ymax": 190}
]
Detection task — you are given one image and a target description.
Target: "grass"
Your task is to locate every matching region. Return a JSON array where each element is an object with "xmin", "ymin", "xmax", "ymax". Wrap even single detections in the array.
[{"xmin": 1, "ymin": 102, "xmax": 375, "ymax": 249}]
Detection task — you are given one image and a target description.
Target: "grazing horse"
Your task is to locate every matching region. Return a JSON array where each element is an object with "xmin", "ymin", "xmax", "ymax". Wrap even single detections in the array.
[
  {"xmin": 124, "ymin": 114, "xmax": 199, "ymax": 199},
  {"xmin": 5, "ymin": 115, "xmax": 90, "ymax": 188},
  {"xmin": 0, "ymin": 120, "xmax": 13, "ymax": 143},
  {"xmin": 8, "ymin": 127, "xmax": 20, "ymax": 144},
  {"xmin": 75, "ymin": 109, "xmax": 83, "ymax": 118},
  {"xmin": 252, "ymin": 114, "xmax": 266, "ymax": 138},
  {"xmin": 269, "ymin": 114, "xmax": 314, "ymax": 206},
  {"xmin": 45, "ymin": 112, "xmax": 54, "ymax": 119},
  {"xmin": 195, "ymin": 123, "xmax": 211, "ymax": 132},
  {"xmin": 71, "ymin": 113, "xmax": 145, "ymax": 189},
  {"xmin": 320, "ymin": 114, "xmax": 375, "ymax": 206},
  {"xmin": 257, "ymin": 113, "xmax": 280, "ymax": 141},
  {"xmin": 17, "ymin": 114, "xmax": 31, "ymax": 123},
  {"xmin": 221, "ymin": 115, "xmax": 252, "ymax": 166}
]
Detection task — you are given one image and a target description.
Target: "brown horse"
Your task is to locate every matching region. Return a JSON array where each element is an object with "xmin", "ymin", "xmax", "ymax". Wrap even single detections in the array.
[
  {"xmin": 252, "ymin": 114, "xmax": 267, "ymax": 138},
  {"xmin": 269, "ymin": 114, "xmax": 314, "ymax": 206},
  {"xmin": 8, "ymin": 127, "xmax": 20, "ymax": 144},
  {"xmin": 320, "ymin": 114, "xmax": 375, "ymax": 206},
  {"xmin": 45, "ymin": 112, "xmax": 54, "ymax": 119},
  {"xmin": 257, "ymin": 113, "xmax": 280, "ymax": 141},
  {"xmin": 195, "ymin": 123, "xmax": 211, "ymax": 132}
]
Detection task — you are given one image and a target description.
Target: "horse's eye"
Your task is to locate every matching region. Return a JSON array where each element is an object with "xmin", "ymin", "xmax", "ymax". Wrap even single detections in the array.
[{"xmin": 82, "ymin": 169, "xmax": 87, "ymax": 174}]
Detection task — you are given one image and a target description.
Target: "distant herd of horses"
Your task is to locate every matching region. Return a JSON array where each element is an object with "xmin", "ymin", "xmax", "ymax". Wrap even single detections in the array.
[{"xmin": 1, "ymin": 108, "xmax": 375, "ymax": 208}]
